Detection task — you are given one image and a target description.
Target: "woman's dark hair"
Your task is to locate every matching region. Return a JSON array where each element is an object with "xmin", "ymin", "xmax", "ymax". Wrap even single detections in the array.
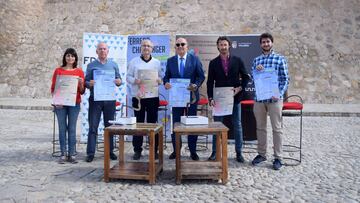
[
  {"xmin": 61, "ymin": 48, "xmax": 78, "ymax": 68},
  {"xmin": 259, "ymin": 33, "xmax": 274, "ymax": 43}
]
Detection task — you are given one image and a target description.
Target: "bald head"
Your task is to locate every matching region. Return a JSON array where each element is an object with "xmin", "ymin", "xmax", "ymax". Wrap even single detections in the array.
[
  {"xmin": 96, "ymin": 42, "xmax": 109, "ymax": 62},
  {"xmin": 175, "ymin": 37, "xmax": 188, "ymax": 57}
]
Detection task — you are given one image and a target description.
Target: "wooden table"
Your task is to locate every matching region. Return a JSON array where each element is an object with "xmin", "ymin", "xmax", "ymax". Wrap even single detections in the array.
[
  {"xmin": 103, "ymin": 123, "xmax": 163, "ymax": 184},
  {"xmin": 173, "ymin": 122, "xmax": 229, "ymax": 184}
]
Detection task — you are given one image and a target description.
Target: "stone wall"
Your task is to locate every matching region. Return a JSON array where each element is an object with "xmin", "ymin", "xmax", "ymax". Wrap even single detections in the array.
[{"xmin": 0, "ymin": 0, "xmax": 359, "ymax": 103}]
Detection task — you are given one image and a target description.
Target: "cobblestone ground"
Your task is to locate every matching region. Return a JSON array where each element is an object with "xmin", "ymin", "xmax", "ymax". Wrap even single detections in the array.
[{"xmin": 0, "ymin": 109, "xmax": 359, "ymax": 202}]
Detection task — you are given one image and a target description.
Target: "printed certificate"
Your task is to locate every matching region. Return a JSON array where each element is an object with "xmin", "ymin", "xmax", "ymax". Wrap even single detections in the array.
[
  {"xmin": 94, "ymin": 69, "xmax": 116, "ymax": 101},
  {"xmin": 253, "ymin": 67, "xmax": 280, "ymax": 101},
  {"xmin": 137, "ymin": 69, "xmax": 158, "ymax": 98},
  {"xmin": 52, "ymin": 75, "xmax": 78, "ymax": 106},
  {"xmin": 169, "ymin": 78, "xmax": 190, "ymax": 107},
  {"xmin": 213, "ymin": 87, "xmax": 234, "ymax": 116}
]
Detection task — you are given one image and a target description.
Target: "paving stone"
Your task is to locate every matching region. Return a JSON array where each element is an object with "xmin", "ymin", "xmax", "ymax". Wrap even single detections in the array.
[{"xmin": 0, "ymin": 109, "xmax": 359, "ymax": 201}]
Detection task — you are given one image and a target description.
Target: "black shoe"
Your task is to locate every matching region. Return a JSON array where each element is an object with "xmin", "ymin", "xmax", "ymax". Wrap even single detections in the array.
[
  {"xmin": 169, "ymin": 152, "xmax": 176, "ymax": 159},
  {"xmin": 236, "ymin": 153, "xmax": 245, "ymax": 163},
  {"xmin": 86, "ymin": 155, "xmax": 94, "ymax": 162},
  {"xmin": 110, "ymin": 153, "xmax": 117, "ymax": 160},
  {"xmin": 133, "ymin": 151, "xmax": 141, "ymax": 160},
  {"xmin": 208, "ymin": 152, "xmax": 216, "ymax": 161},
  {"xmin": 252, "ymin": 155, "xmax": 267, "ymax": 166},
  {"xmin": 190, "ymin": 152, "xmax": 199, "ymax": 161},
  {"xmin": 273, "ymin": 158, "xmax": 282, "ymax": 170}
]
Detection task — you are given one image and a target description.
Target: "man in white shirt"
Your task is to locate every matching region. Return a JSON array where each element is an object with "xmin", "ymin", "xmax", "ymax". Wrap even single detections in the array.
[{"xmin": 127, "ymin": 39, "xmax": 162, "ymax": 160}]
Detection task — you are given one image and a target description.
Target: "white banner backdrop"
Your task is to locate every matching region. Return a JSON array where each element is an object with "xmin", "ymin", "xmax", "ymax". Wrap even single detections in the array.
[{"xmin": 80, "ymin": 33, "xmax": 128, "ymax": 143}]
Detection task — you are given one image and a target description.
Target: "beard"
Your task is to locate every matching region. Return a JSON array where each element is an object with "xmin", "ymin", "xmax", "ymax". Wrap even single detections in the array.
[
  {"xmin": 220, "ymin": 48, "xmax": 229, "ymax": 55},
  {"xmin": 262, "ymin": 46, "xmax": 272, "ymax": 52}
]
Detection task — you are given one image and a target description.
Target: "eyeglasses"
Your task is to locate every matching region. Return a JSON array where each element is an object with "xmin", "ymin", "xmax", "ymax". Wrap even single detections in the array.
[
  {"xmin": 176, "ymin": 43, "xmax": 186, "ymax": 47},
  {"xmin": 141, "ymin": 45, "xmax": 152, "ymax": 48}
]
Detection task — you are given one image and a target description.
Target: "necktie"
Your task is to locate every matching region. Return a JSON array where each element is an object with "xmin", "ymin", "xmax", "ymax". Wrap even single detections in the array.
[{"xmin": 180, "ymin": 58, "xmax": 185, "ymax": 77}]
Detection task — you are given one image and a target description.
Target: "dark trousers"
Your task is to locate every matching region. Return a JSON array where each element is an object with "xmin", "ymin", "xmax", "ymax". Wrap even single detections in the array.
[
  {"xmin": 86, "ymin": 98, "xmax": 115, "ymax": 156},
  {"xmin": 172, "ymin": 103, "xmax": 198, "ymax": 154},
  {"xmin": 132, "ymin": 97, "xmax": 160, "ymax": 153}
]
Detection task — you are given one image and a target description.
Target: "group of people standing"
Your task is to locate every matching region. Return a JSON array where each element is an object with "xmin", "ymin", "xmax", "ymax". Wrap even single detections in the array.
[{"xmin": 51, "ymin": 32, "xmax": 289, "ymax": 170}]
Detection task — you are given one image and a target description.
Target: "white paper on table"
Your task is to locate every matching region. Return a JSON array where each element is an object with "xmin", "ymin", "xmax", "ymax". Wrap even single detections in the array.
[
  {"xmin": 52, "ymin": 75, "xmax": 78, "ymax": 106},
  {"xmin": 93, "ymin": 69, "xmax": 116, "ymax": 101},
  {"xmin": 252, "ymin": 67, "xmax": 280, "ymax": 101},
  {"xmin": 169, "ymin": 78, "xmax": 190, "ymax": 107},
  {"xmin": 213, "ymin": 87, "xmax": 234, "ymax": 116},
  {"xmin": 137, "ymin": 69, "xmax": 158, "ymax": 98}
]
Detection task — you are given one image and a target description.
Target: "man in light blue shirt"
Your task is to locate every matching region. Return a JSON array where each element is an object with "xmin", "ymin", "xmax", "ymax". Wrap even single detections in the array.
[{"xmin": 85, "ymin": 42, "xmax": 122, "ymax": 162}]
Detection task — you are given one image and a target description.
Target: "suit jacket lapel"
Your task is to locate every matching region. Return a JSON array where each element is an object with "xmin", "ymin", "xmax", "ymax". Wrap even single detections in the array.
[
  {"xmin": 174, "ymin": 56, "xmax": 180, "ymax": 77},
  {"xmin": 184, "ymin": 53, "xmax": 190, "ymax": 77}
]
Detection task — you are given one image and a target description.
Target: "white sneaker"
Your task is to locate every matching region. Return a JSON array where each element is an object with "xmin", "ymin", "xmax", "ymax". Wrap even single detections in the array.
[
  {"xmin": 58, "ymin": 156, "xmax": 66, "ymax": 164},
  {"xmin": 68, "ymin": 156, "xmax": 78, "ymax": 164}
]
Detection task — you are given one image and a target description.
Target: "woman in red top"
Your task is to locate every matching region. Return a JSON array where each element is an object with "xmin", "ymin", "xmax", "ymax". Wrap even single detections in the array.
[{"xmin": 51, "ymin": 48, "xmax": 85, "ymax": 164}]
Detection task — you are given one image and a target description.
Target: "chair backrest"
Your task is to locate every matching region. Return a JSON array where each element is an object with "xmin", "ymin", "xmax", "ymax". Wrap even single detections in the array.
[{"xmin": 283, "ymin": 95, "xmax": 303, "ymax": 110}]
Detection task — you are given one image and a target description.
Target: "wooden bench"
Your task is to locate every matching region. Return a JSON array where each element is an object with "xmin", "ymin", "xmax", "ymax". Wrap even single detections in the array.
[
  {"xmin": 103, "ymin": 123, "xmax": 163, "ymax": 184},
  {"xmin": 173, "ymin": 122, "xmax": 229, "ymax": 184}
]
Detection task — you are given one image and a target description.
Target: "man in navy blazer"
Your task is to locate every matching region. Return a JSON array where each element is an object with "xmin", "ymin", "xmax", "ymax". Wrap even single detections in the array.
[
  {"xmin": 163, "ymin": 37, "xmax": 205, "ymax": 160},
  {"xmin": 207, "ymin": 36, "xmax": 250, "ymax": 162}
]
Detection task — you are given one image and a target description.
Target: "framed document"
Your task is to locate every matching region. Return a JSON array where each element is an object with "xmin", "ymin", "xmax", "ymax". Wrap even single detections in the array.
[
  {"xmin": 252, "ymin": 67, "xmax": 280, "ymax": 101},
  {"xmin": 169, "ymin": 78, "xmax": 190, "ymax": 107},
  {"xmin": 137, "ymin": 69, "xmax": 158, "ymax": 98},
  {"xmin": 213, "ymin": 87, "xmax": 234, "ymax": 116},
  {"xmin": 94, "ymin": 69, "xmax": 116, "ymax": 101},
  {"xmin": 52, "ymin": 75, "xmax": 78, "ymax": 106}
]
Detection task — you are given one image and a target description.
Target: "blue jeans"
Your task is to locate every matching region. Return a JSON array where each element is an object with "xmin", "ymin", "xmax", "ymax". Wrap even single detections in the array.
[
  {"xmin": 171, "ymin": 103, "xmax": 198, "ymax": 154},
  {"xmin": 55, "ymin": 104, "xmax": 80, "ymax": 156},
  {"xmin": 212, "ymin": 102, "xmax": 243, "ymax": 154},
  {"xmin": 86, "ymin": 98, "xmax": 115, "ymax": 156}
]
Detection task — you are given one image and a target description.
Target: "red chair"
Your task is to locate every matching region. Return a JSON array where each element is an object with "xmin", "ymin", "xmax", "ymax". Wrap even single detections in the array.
[
  {"xmin": 197, "ymin": 96, "xmax": 209, "ymax": 151},
  {"xmin": 52, "ymin": 106, "xmax": 61, "ymax": 157},
  {"xmin": 158, "ymin": 94, "xmax": 169, "ymax": 148},
  {"xmin": 52, "ymin": 105, "xmax": 78, "ymax": 157},
  {"xmin": 96, "ymin": 101, "xmax": 122, "ymax": 152},
  {"xmin": 241, "ymin": 100, "xmax": 255, "ymax": 106},
  {"xmin": 282, "ymin": 95, "xmax": 303, "ymax": 166},
  {"xmin": 183, "ymin": 94, "xmax": 210, "ymax": 151},
  {"xmin": 197, "ymin": 97, "xmax": 209, "ymax": 116},
  {"xmin": 144, "ymin": 94, "xmax": 169, "ymax": 149},
  {"xmin": 240, "ymin": 100, "xmax": 257, "ymax": 153}
]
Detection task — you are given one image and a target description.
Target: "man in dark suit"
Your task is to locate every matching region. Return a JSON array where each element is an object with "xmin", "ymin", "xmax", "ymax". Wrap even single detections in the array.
[
  {"xmin": 207, "ymin": 36, "xmax": 250, "ymax": 162},
  {"xmin": 163, "ymin": 37, "xmax": 205, "ymax": 160}
]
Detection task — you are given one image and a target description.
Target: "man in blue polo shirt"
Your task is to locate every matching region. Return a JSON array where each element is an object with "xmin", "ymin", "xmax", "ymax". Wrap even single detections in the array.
[{"xmin": 85, "ymin": 42, "xmax": 122, "ymax": 162}]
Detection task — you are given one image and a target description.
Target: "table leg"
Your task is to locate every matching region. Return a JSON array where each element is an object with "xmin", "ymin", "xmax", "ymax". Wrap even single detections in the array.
[
  {"xmin": 215, "ymin": 132, "xmax": 221, "ymax": 161},
  {"xmin": 119, "ymin": 134, "xmax": 124, "ymax": 164},
  {"xmin": 175, "ymin": 133, "xmax": 181, "ymax": 184},
  {"xmin": 149, "ymin": 131, "xmax": 155, "ymax": 184},
  {"xmin": 159, "ymin": 128, "xmax": 164, "ymax": 168},
  {"xmin": 221, "ymin": 130, "xmax": 228, "ymax": 184},
  {"xmin": 104, "ymin": 130, "xmax": 110, "ymax": 182}
]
